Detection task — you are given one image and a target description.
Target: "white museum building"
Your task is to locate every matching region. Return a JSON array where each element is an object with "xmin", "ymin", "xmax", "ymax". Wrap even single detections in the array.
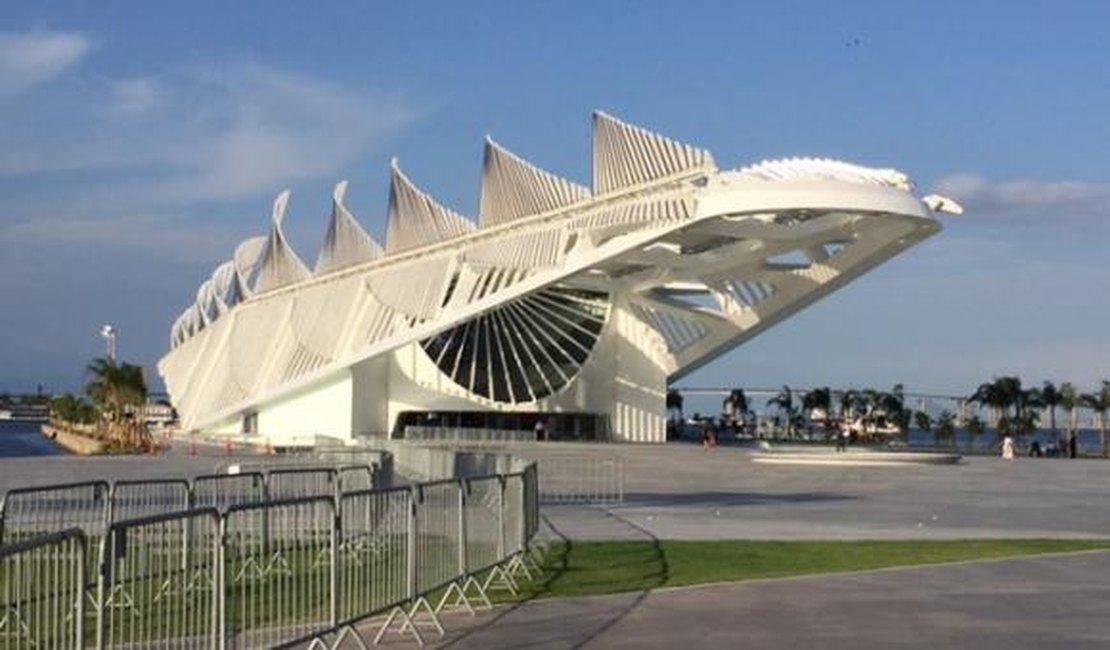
[{"xmin": 158, "ymin": 112, "xmax": 958, "ymax": 445}]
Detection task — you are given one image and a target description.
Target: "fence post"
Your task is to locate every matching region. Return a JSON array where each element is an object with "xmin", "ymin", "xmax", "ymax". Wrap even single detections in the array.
[
  {"xmin": 517, "ymin": 475, "xmax": 527, "ymax": 555},
  {"xmin": 184, "ymin": 480, "xmax": 196, "ymax": 573},
  {"xmin": 95, "ymin": 531, "xmax": 108, "ymax": 650},
  {"xmin": 458, "ymin": 479, "xmax": 468, "ymax": 578},
  {"xmin": 75, "ymin": 532, "xmax": 87, "ymax": 650},
  {"xmin": 261, "ymin": 471, "xmax": 272, "ymax": 562},
  {"xmin": 217, "ymin": 515, "xmax": 228, "ymax": 650},
  {"xmin": 330, "ymin": 499, "xmax": 339, "ymax": 629},
  {"xmin": 407, "ymin": 485, "xmax": 419, "ymax": 601},
  {"xmin": 101, "ymin": 481, "xmax": 113, "ymax": 534},
  {"xmin": 497, "ymin": 475, "xmax": 506, "ymax": 560}
]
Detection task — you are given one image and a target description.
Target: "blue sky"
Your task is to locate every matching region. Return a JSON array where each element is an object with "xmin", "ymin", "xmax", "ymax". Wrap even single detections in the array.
[{"xmin": 1, "ymin": 1, "xmax": 1108, "ymax": 397}]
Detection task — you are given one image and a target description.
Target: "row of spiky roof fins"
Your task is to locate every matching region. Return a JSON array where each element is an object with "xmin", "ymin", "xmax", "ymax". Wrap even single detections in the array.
[
  {"xmin": 171, "ymin": 112, "xmax": 715, "ymax": 346},
  {"xmin": 259, "ymin": 111, "xmax": 712, "ymax": 288}
]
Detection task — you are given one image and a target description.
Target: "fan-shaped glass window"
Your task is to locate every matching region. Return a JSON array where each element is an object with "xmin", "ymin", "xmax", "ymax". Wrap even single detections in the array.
[{"xmin": 420, "ymin": 287, "xmax": 609, "ymax": 403}]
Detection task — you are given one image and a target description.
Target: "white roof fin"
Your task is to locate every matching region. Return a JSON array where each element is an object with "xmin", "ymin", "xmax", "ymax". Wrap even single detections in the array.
[
  {"xmin": 479, "ymin": 137, "xmax": 590, "ymax": 228},
  {"xmin": 253, "ymin": 190, "xmax": 311, "ymax": 293},
  {"xmin": 315, "ymin": 180, "xmax": 384, "ymax": 274},
  {"xmin": 592, "ymin": 111, "xmax": 715, "ymax": 194},
  {"xmin": 385, "ymin": 160, "xmax": 475, "ymax": 254}
]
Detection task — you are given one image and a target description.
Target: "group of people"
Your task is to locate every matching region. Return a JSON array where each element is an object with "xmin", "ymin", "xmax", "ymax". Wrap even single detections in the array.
[{"xmin": 1000, "ymin": 430, "xmax": 1080, "ymax": 460}]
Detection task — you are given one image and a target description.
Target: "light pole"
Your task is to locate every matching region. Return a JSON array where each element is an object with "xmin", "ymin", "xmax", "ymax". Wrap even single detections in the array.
[{"xmin": 100, "ymin": 324, "xmax": 117, "ymax": 363}]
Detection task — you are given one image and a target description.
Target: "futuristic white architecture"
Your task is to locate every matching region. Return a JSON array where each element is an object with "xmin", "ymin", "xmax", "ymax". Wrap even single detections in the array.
[{"xmin": 159, "ymin": 112, "xmax": 956, "ymax": 444}]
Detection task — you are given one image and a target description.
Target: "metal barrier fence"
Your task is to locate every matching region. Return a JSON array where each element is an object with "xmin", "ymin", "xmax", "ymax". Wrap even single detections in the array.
[
  {"xmin": 97, "ymin": 509, "xmax": 220, "ymax": 649},
  {"xmin": 223, "ymin": 497, "xmax": 335, "ymax": 649},
  {"xmin": 528, "ymin": 455, "xmax": 624, "ymax": 505},
  {"xmin": 0, "ymin": 462, "xmax": 377, "ymax": 547},
  {"xmin": 0, "ymin": 459, "xmax": 542, "ymax": 649},
  {"xmin": 0, "ymin": 528, "xmax": 86, "ymax": 650},
  {"xmin": 403, "ymin": 427, "xmax": 537, "ymax": 444},
  {"xmin": 0, "ymin": 482, "xmax": 110, "ymax": 546}
]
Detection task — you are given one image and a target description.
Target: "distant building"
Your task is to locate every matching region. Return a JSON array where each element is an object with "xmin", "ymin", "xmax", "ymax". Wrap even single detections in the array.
[{"xmin": 159, "ymin": 112, "xmax": 946, "ymax": 444}]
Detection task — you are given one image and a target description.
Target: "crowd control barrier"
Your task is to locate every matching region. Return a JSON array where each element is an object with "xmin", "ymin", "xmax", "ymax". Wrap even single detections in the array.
[{"xmin": 0, "ymin": 452, "xmax": 542, "ymax": 648}]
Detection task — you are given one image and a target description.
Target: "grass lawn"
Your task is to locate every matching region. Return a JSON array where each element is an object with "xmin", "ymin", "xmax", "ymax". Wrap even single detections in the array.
[{"xmin": 506, "ymin": 539, "xmax": 1110, "ymax": 601}]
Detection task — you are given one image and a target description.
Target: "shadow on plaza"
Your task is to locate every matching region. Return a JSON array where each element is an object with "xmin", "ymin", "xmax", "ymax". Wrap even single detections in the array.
[
  {"xmin": 619, "ymin": 490, "xmax": 857, "ymax": 508},
  {"xmin": 439, "ymin": 509, "xmax": 668, "ymax": 649}
]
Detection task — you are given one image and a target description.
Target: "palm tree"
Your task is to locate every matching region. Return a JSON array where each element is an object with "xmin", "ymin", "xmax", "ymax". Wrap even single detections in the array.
[
  {"xmin": 914, "ymin": 410, "xmax": 933, "ymax": 444},
  {"xmin": 970, "ymin": 377, "xmax": 1016, "ymax": 440},
  {"xmin": 85, "ymin": 357, "xmax": 148, "ymax": 446},
  {"xmin": 802, "ymin": 387, "xmax": 832, "ymax": 439},
  {"xmin": 666, "ymin": 389, "xmax": 684, "ymax": 422},
  {"xmin": 1040, "ymin": 381, "xmax": 1062, "ymax": 436},
  {"xmin": 666, "ymin": 389, "xmax": 684, "ymax": 439},
  {"xmin": 839, "ymin": 389, "xmax": 859, "ymax": 422},
  {"xmin": 1080, "ymin": 381, "xmax": 1110, "ymax": 458},
  {"xmin": 882, "ymin": 384, "xmax": 909, "ymax": 437},
  {"xmin": 768, "ymin": 385, "xmax": 795, "ymax": 438},
  {"xmin": 723, "ymin": 389, "xmax": 748, "ymax": 428},
  {"xmin": 1060, "ymin": 382, "xmax": 1079, "ymax": 432},
  {"xmin": 935, "ymin": 410, "xmax": 957, "ymax": 449},
  {"xmin": 964, "ymin": 415, "xmax": 986, "ymax": 453}
]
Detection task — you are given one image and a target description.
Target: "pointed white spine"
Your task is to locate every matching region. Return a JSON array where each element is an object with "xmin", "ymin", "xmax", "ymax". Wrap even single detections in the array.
[{"xmin": 592, "ymin": 111, "xmax": 715, "ymax": 194}]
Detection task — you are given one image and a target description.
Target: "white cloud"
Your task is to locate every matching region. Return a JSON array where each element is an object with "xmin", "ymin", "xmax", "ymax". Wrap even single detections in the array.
[
  {"xmin": 110, "ymin": 77, "xmax": 161, "ymax": 117},
  {"xmin": 0, "ymin": 64, "xmax": 416, "ymax": 204},
  {"xmin": 0, "ymin": 31, "xmax": 90, "ymax": 93},
  {"xmin": 933, "ymin": 173, "xmax": 1110, "ymax": 221},
  {"xmin": 131, "ymin": 66, "xmax": 415, "ymax": 203},
  {"xmin": 0, "ymin": 213, "xmax": 242, "ymax": 261},
  {"xmin": 0, "ymin": 61, "xmax": 417, "ymax": 267}
]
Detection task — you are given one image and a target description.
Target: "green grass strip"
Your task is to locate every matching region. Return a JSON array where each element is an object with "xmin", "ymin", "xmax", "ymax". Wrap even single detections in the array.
[{"xmin": 508, "ymin": 539, "xmax": 1110, "ymax": 601}]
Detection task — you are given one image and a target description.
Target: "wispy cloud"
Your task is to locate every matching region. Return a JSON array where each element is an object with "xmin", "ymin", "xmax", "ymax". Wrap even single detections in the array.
[
  {"xmin": 109, "ymin": 77, "xmax": 162, "ymax": 117},
  {"xmin": 0, "ymin": 31, "xmax": 90, "ymax": 93},
  {"xmin": 933, "ymin": 173, "xmax": 1110, "ymax": 221},
  {"xmin": 0, "ymin": 213, "xmax": 242, "ymax": 261},
  {"xmin": 0, "ymin": 64, "xmax": 415, "ymax": 201},
  {"xmin": 0, "ymin": 60, "xmax": 418, "ymax": 258},
  {"xmin": 132, "ymin": 65, "xmax": 416, "ymax": 203}
]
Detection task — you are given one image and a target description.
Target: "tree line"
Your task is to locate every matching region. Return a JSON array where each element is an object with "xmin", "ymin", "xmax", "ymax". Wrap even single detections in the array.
[
  {"xmin": 49, "ymin": 356, "xmax": 153, "ymax": 452},
  {"xmin": 666, "ymin": 377, "xmax": 1110, "ymax": 456}
]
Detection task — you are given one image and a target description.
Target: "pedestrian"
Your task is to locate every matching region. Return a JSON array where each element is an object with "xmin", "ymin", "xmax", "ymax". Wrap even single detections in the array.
[
  {"xmin": 836, "ymin": 426, "xmax": 848, "ymax": 452},
  {"xmin": 1001, "ymin": 434, "xmax": 1014, "ymax": 460},
  {"xmin": 534, "ymin": 419, "xmax": 547, "ymax": 442},
  {"xmin": 1068, "ymin": 429, "xmax": 1078, "ymax": 459}
]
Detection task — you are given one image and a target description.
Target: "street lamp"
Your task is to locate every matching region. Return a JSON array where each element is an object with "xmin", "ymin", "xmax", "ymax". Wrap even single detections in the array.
[{"xmin": 100, "ymin": 324, "xmax": 117, "ymax": 363}]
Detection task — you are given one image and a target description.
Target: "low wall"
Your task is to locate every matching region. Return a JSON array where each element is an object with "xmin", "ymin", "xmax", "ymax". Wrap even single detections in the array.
[{"xmin": 39, "ymin": 424, "xmax": 105, "ymax": 455}]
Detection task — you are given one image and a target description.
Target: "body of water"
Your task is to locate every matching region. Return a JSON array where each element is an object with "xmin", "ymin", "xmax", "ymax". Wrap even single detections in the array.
[
  {"xmin": 0, "ymin": 420, "xmax": 65, "ymax": 457},
  {"xmin": 906, "ymin": 427, "xmax": 1105, "ymax": 455}
]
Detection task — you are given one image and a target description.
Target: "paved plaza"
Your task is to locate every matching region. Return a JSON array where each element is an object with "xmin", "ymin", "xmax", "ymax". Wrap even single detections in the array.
[
  {"xmin": 4, "ymin": 439, "xmax": 1110, "ymax": 647},
  {"xmin": 376, "ymin": 443, "xmax": 1110, "ymax": 648}
]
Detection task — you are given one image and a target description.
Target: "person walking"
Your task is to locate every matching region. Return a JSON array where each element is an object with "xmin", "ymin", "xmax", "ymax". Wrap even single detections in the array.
[{"xmin": 1001, "ymin": 434, "xmax": 1015, "ymax": 460}]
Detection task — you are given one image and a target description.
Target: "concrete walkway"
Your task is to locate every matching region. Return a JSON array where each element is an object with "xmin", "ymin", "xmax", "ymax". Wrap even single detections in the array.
[
  {"xmin": 364, "ymin": 444, "xmax": 1110, "ymax": 648},
  {"xmin": 371, "ymin": 550, "xmax": 1110, "ymax": 649}
]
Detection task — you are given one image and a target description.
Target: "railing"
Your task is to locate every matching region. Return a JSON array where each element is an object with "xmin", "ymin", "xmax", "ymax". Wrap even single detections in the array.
[
  {"xmin": 403, "ymin": 426, "xmax": 537, "ymax": 444},
  {"xmin": 528, "ymin": 455, "xmax": 624, "ymax": 506},
  {"xmin": 0, "ymin": 528, "xmax": 87, "ymax": 650},
  {"xmin": 0, "ymin": 462, "xmax": 379, "ymax": 547},
  {"xmin": 0, "ymin": 454, "xmax": 542, "ymax": 649}
]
